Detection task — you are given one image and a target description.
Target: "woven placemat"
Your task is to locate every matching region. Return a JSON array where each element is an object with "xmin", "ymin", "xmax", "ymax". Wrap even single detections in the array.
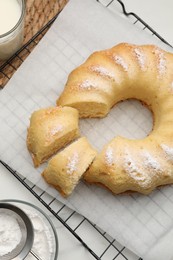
[{"xmin": 0, "ymin": 0, "xmax": 68, "ymax": 88}]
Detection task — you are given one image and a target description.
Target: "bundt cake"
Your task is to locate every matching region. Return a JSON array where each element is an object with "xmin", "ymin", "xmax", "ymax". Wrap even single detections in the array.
[
  {"xmin": 42, "ymin": 137, "xmax": 97, "ymax": 197},
  {"xmin": 56, "ymin": 43, "xmax": 173, "ymax": 194},
  {"xmin": 27, "ymin": 106, "xmax": 79, "ymax": 167}
]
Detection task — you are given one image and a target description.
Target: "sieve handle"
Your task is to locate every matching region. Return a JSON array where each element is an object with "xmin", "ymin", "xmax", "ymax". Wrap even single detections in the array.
[{"xmin": 30, "ymin": 250, "xmax": 43, "ymax": 260}]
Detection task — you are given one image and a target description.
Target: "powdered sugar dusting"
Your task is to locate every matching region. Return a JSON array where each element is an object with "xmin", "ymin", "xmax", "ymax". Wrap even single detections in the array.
[
  {"xmin": 79, "ymin": 80, "xmax": 97, "ymax": 90},
  {"xmin": 45, "ymin": 125, "xmax": 63, "ymax": 143},
  {"xmin": 154, "ymin": 48, "xmax": 166, "ymax": 75},
  {"xmin": 134, "ymin": 48, "xmax": 145, "ymax": 70},
  {"xmin": 124, "ymin": 150, "xmax": 141, "ymax": 178},
  {"xmin": 49, "ymin": 125, "xmax": 63, "ymax": 136},
  {"xmin": 90, "ymin": 65, "xmax": 114, "ymax": 79},
  {"xmin": 142, "ymin": 151, "xmax": 161, "ymax": 171},
  {"xmin": 105, "ymin": 146, "xmax": 114, "ymax": 166},
  {"xmin": 124, "ymin": 150, "xmax": 137, "ymax": 173},
  {"xmin": 66, "ymin": 152, "xmax": 79, "ymax": 174},
  {"xmin": 113, "ymin": 55, "xmax": 128, "ymax": 72},
  {"xmin": 123, "ymin": 149, "xmax": 154, "ymax": 188},
  {"xmin": 161, "ymin": 144, "xmax": 173, "ymax": 161}
]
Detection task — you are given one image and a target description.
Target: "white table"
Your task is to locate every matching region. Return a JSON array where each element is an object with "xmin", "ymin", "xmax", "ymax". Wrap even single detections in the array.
[{"xmin": 1, "ymin": 1, "xmax": 173, "ymax": 259}]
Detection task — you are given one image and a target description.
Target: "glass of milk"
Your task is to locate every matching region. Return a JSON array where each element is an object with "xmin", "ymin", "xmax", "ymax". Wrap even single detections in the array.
[{"xmin": 0, "ymin": 0, "xmax": 26, "ymax": 60}]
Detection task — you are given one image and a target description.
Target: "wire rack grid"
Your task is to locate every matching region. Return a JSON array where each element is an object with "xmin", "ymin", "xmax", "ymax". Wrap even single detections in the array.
[{"xmin": 0, "ymin": 0, "xmax": 172, "ymax": 259}]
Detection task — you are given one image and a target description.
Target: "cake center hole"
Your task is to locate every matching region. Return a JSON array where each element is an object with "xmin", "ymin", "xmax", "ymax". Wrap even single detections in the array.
[{"xmin": 79, "ymin": 99, "xmax": 153, "ymax": 151}]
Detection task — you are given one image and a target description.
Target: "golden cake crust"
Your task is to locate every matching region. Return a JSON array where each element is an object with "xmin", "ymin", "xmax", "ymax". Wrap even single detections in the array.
[{"xmin": 57, "ymin": 43, "xmax": 173, "ymax": 195}]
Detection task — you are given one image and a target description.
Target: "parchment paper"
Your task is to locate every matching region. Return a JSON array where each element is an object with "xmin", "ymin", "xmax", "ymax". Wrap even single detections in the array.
[{"xmin": 1, "ymin": 0, "xmax": 173, "ymax": 259}]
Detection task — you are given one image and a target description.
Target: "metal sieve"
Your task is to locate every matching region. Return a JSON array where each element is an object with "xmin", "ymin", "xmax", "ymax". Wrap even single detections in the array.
[{"xmin": 0, "ymin": 203, "xmax": 42, "ymax": 260}]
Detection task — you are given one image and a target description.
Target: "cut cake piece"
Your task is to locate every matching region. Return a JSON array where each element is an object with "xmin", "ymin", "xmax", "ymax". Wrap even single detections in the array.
[
  {"xmin": 42, "ymin": 137, "xmax": 97, "ymax": 197},
  {"xmin": 27, "ymin": 106, "xmax": 79, "ymax": 167}
]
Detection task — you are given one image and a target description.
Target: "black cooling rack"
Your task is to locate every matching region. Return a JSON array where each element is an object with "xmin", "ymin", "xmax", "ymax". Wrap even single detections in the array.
[{"xmin": 0, "ymin": 0, "xmax": 172, "ymax": 259}]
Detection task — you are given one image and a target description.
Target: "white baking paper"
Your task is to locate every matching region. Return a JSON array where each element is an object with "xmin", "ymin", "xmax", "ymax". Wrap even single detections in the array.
[{"xmin": 1, "ymin": 0, "xmax": 173, "ymax": 259}]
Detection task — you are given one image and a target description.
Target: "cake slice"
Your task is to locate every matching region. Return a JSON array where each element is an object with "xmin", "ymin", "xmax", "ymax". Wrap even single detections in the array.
[
  {"xmin": 27, "ymin": 106, "xmax": 79, "ymax": 167},
  {"xmin": 42, "ymin": 137, "xmax": 97, "ymax": 197}
]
